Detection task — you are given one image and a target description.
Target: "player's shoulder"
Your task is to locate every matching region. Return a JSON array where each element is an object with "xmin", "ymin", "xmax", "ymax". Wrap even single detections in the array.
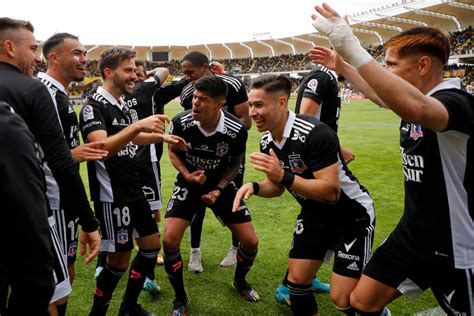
[
  {"xmin": 223, "ymin": 111, "xmax": 245, "ymax": 135},
  {"xmin": 86, "ymin": 91, "xmax": 109, "ymax": 108},
  {"xmin": 172, "ymin": 109, "xmax": 194, "ymax": 127},
  {"xmin": 215, "ymin": 73, "xmax": 244, "ymax": 91},
  {"xmin": 294, "ymin": 114, "xmax": 319, "ymax": 134}
]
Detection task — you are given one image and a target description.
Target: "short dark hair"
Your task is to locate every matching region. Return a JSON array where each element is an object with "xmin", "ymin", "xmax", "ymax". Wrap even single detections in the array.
[
  {"xmin": 384, "ymin": 26, "xmax": 450, "ymax": 65},
  {"xmin": 98, "ymin": 46, "xmax": 136, "ymax": 79},
  {"xmin": 42, "ymin": 33, "xmax": 79, "ymax": 59},
  {"xmin": 194, "ymin": 75, "xmax": 227, "ymax": 100},
  {"xmin": 0, "ymin": 17, "xmax": 34, "ymax": 41},
  {"xmin": 182, "ymin": 51, "xmax": 209, "ymax": 67},
  {"xmin": 250, "ymin": 75, "xmax": 292, "ymax": 97}
]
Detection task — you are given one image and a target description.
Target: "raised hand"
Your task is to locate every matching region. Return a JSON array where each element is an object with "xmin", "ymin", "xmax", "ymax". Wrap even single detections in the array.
[{"xmin": 249, "ymin": 148, "xmax": 283, "ymax": 183}]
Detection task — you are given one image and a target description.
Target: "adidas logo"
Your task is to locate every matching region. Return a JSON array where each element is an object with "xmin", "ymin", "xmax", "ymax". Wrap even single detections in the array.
[
  {"xmin": 245, "ymin": 210, "xmax": 250, "ymax": 216},
  {"xmin": 112, "ymin": 118, "xmax": 118, "ymax": 125},
  {"xmin": 347, "ymin": 262, "xmax": 359, "ymax": 271}
]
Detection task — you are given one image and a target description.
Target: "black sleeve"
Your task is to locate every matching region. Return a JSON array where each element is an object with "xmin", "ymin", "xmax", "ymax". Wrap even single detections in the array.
[
  {"xmin": 0, "ymin": 104, "xmax": 55, "ymax": 311},
  {"xmin": 154, "ymin": 78, "xmax": 189, "ymax": 108},
  {"xmin": 225, "ymin": 80, "xmax": 248, "ymax": 108},
  {"xmin": 433, "ymin": 89, "xmax": 474, "ymax": 135},
  {"xmin": 301, "ymin": 72, "xmax": 331, "ymax": 105},
  {"xmin": 305, "ymin": 124, "xmax": 340, "ymax": 172},
  {"xmin": 29, "ymin": 85, "xmax": 99, "ymax": 232}
]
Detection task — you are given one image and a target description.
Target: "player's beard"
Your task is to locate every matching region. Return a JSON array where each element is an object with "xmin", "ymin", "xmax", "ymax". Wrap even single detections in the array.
[{"xmin": 115, "ymin": 76, "xmax": 135, "ymax": 96}]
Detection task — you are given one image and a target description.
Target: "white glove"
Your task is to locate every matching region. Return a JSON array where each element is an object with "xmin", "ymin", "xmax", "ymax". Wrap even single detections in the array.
[{"xmin": 312, "ymin": 13, "xmax": 373, "ymax": 69}]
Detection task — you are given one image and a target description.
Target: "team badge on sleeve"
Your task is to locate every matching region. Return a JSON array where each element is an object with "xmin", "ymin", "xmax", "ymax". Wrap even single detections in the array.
[
  {"xmin": 307, "ymin": 79, "xmax": 319, "ymax": 93},
  {"xmin": 83, "ymin": 105, "xmax": 94, "ymax": 121}
]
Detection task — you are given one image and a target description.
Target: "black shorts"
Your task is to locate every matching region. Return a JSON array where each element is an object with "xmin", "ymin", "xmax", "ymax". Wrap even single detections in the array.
[
  {"xmin": 52, "ymin": 208, "xmax": 79, "ymax": 265},
  {"xmin": 48, "ymin": 216, "xmax": 71, "ymax": 303},
  {"xmin": 165, "ymin": 180, "xmax": 251, "ymax": 225},
  {"xmin": 363, "ymin": 235, "xmax": 474, "ymax": 314},
  {"xmin": 137, "ymin": 161, "xmax": 162, "ymax": 211},
  {"xmin": 289, "ymin": 212, "xmax": 374, "ymax": 279},
  {"xmin": 94, "ymin": 198, "xmax": 158, "ymax": 252}
]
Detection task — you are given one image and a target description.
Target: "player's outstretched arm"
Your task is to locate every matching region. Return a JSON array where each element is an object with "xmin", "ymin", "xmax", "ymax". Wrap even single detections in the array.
[
  {"xmin": 71, "ymin": 141, "xmax": 109, "ymax": 163},
  {"xmin": 308, "ymin": 46, "xmax": 387, "ymax": 108},
  {"xmin": 87, "ymin": 114, "xmax": 167, "ymax": 158},
  {"xmin": 311, "ymin": 3, "xmax": 449, "ymax": 131},
  {"xmin": 79, "ymin": 229, "xmax": 100, "ymax": 265}
]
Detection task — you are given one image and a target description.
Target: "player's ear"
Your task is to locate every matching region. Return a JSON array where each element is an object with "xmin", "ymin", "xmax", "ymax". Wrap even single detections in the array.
[
  {"xmin": 417, "ymin": 55, "xmax": 432, "ymax": 76},
  {"xmin": 217, "ymin": 99, "xmax": 226, "ymax": 108}
]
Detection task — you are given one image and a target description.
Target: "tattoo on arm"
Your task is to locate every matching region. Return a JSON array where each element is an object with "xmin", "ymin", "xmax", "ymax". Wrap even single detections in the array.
[{"xmin": 217, "ymin": 153, "xmax": 244, "ymax": 189}]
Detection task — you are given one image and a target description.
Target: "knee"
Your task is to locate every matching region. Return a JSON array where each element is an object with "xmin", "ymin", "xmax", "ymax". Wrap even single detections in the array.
[
  {"xmin": 350, "ymin": 291, "xmax": 382, "ymax": 312},
  {"xmin": 330, "ymin": 291, "xmax": 351, "ymax": 311},
  {"xmin": 107, "ymin": 254, "xmax": 130, "ymax": 271},
  {"xmin": 240, "ymin": 236, "xmax": 258, "ymax": 253},
  {"xmin": 162, "ymin": 236, "xmax": 179, "ymax": 253}
]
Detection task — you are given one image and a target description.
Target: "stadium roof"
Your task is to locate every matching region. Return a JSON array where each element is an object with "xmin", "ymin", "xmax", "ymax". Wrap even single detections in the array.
[{"xmin": 32, "ymin": 0, "xmax": 474, "ymax": 61}]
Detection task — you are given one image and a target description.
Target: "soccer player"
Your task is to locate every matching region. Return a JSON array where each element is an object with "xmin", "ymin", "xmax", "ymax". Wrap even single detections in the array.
[
  {"xmin": 234, "ymin": 75, "xmax": 376, "ymax": 315},
  {"xmin": 164, "ymin": 75, "xmax": 260, "ymax": 315},
  {"xmin": 179, "ymin": 51, "xmax": 251, "ymax": 271},
  {"xmin": 0, "ymin": 101, "xmax": 55, "ymax": 316},
  {"xmin": 37, "ymin": 32, "xmax": 109, "ymax": 315},
  {"xmin": 295, "ymin": 65, "xmax": 354, "ymax": 164},
  {"xmin": 0, "ymin": 17, "xmax": 101, "ymax": 316},
  {"xmin": 80, "ymin": 46, "xmax": 182, "ymax": 316},
  {"xmin": 274, "ymin": 64, "xmax": 353, "ymax": 304},
  {"xmin": 311, "ymin": 3, "xmax": 474, "ymax": 315},
  {"xmin": 124, "ymin": 60, "xmax": 188, "ymax": 294}
]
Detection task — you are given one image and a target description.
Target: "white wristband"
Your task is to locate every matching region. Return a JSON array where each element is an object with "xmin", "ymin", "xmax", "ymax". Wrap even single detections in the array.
[{"xmin": 312, "ymin": 17, "xmax": 373, "ymax": 69}]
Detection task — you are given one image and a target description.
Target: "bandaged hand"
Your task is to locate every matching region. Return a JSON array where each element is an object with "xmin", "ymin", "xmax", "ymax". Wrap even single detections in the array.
[{"xmin": 311, "ymin": 3, "xmax": 373, "ymax": 69}]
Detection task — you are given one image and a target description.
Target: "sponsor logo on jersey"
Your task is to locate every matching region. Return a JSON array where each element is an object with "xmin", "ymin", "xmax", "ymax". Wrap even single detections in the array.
[
  {"xmin": 83, "ymin": 105, "xmax": 94, "ymax": 121},
  {"xmin": 289, "ymin": 154, "xmax": 307, "ymax": 174},
  {"xmin": 126, "ymin": 98, "xmax": 138, "ymax": 108},
  {"xmin": 185, "ymin": 154, "xmax": 220, "ymax": 170},
  {"xmin": 338, "ymin": 251, "xmax": 360, "ymax": 261},
  {"xmin": 409, "ymin": 123, "xmax": 423, "ymax": 140},
  {"xmin": 400, "ymin": 147, "xmax": 424, "ymax": 183},
  {"xmin": 306, "ymin": 78, "xmax": 319, "ymax": 93},
  {"xmin": 216, "ymin": 142, "xmax": 229, "ymax": 157},
  {"xmin": 117, "ymin": 229, "xmax": 129, "ymax": 244},
  {"xmin": 112, "ymin": 118, "xmax": 118, "ymax": 126},
  {"xmin": 346, "ymin": 261, "xmax": 359, "ymax": 271},
  {"xmin": 117, "ymin": 142, "xmax": 139, "ymax": 158}
]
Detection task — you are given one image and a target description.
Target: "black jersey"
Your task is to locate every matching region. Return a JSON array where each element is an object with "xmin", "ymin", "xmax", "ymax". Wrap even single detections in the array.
[
  {"xmin": 0, "ymin": 62, "xmax": 98, "ymax": 232},
  {"xmin": 170, "ymin": 109, "xmax": 247, "ymax": 187},
  {"xmin": 80, "ymin": 86, "xmax": 143, "ymax": 203},
  {"xmin": 0, "ymin": 102, "xmax": 55, "ymax": 308},
  {"xmin": 295, "ymin": 66, "xmax": 341, "ymax": 132},
  {"xmin": 125, "ymin": 77, "xmax": 188, "ymax": 162},
  {"xmin": 37, "ymin": 73, "xmax": 80, "ymax": 149},
  {"xmin": 260, "ymin": 112, "xmax": 374, "ymax": 229},
  {"xmin": 179, "ymin": 73, "xmax": 248, "ymax": 114},
  {"xmin": 391, "ymin": 79, "xmax": 474, "ymax": 269},
  {"xmin": 37, "ymin": 72, "xmax": 80, "ymax": 211}
]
